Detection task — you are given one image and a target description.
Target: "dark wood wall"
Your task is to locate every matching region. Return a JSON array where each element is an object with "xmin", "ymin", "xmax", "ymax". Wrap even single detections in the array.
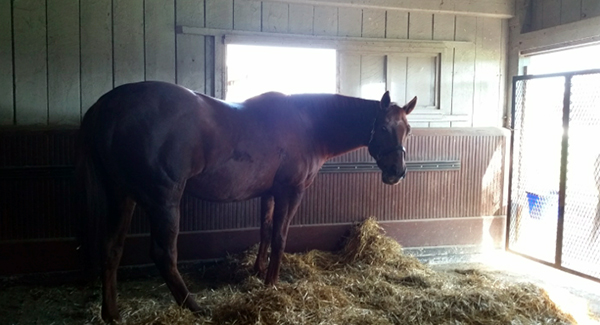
[{"xmin": 0, "ymin": 127, "xmax": 508, "ymax": 276}]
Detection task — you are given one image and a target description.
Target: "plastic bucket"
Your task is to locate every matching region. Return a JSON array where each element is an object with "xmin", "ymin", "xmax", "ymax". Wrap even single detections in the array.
[{"xmin": 526, "ymin": 191, "xmax": 559, "ymax": 220}]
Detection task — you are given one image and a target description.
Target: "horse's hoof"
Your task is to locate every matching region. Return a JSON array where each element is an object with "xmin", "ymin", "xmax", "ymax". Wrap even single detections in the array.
[{"xmin": 101, "ymin": 308, "xmax": 121, "ymax": 323}]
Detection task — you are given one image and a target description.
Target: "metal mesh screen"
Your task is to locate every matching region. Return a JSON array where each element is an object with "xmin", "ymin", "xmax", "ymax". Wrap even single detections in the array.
[
  {"xmin": 509, "ymin": 77, "xmax": 564, "ymax": 263},
  {"xmin": 562, "ymin": 73, "xmax": 600, "ymax": 278},
  {"xmin": 509, "ymin": 70, "xmax": 600, "ymax": 281}
]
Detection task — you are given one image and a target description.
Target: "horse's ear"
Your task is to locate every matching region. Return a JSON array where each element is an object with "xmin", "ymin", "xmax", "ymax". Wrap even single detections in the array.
[
  {"xmin": 380, "ymin": 91, "xmax": 391, "ymax": 110},
  {"xmin": 403, "ymin": 96, "xmax": 417, "ymax": 115}
]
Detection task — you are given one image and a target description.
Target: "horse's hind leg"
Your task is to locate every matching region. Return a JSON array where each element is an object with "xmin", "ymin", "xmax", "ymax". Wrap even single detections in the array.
[
  {"xmin": 101, "ymin": 194, "xmax": 136, "ymax": 322},
  {"xmin": 254, "ymin": 195, "xmax": 274, "ymax": 277},
  {"xmin": 146, "ymin": 201, "xmax": 200, "ymax": 313}
]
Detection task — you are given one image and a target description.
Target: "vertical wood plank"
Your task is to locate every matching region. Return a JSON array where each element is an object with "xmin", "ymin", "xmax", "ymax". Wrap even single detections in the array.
[
  {"xmin": 338, "ymin": 53, "xmax": 361, "ymax": 97},
  {"xmin": 360, "ymin": 55, "xmax": 385, "ymax": 100},
  {"xmin": 388, "ymin": 55, "xmax": 407, "ymax": 102},
  {"xmin": 81, "ymin": 0, "xmax": 112, "ymax": 114},
  {"xmin": 542, "ymin": 0, "xmax": 561, "ymax": 29},
  {"xmin": 529, "ymin": 0, "xmax": 543, "ymax": 31},
  {"xmin": 176, "ymin": 0, "xmax": 204, "ymax": 28},
  {"xmin": 233, "ymin": 0, "xmax": 261, "ymax": 31},
  {"xmin": 13, "ymin": 0, "xmax": 47, "ymax": 125},
  {"xmin": 0, "ymin": 0, "xmax": 14, "ymax": 125},
  {"xmin": 177, "ymin": 0, "xmax": 205, "ymax": 93},
  {"xmin": 386, "ymin": 10, "xmax": 408, "ymax": 39},
  {"xmin": 145, "ymin": 0, "xmax": 175, "ymax": 83},
  {"xmin": 313, "ymin": 6, "xmax": 337, "ymax": 36},
  {"xmin": 582, "ymin": 0, "xmax": 600, "ymax": 19},
  {"xmin": 177, "ymin": 35, "xmax": 205, "ymax": 93},
  {"xmin": 406, "ymin": 56, "xmax": 435, "ymax": 107},
  {"xmin": 362, "ymin": 9, "xmax": 386, "ymax": 38},
  {"xmin": 433, "ymin": 14, "xmax": 454, "ymax": 124},
  {"xmin": 289, "ymin": 4, "xmax": 313, "ymax": 35},
  {"xmin": 408, "ymin": 12, "xmax": 433, "ymax": 40},
  {"xmin": 473, "ymin": 17, "xmax": 502, "ymax": 127},
  {"xmin": 561, "ymin": 0, "xmax": 582, "ymax": 24},
  {"xmin": 337, "ymin": 7, "xmax": 361, "ymax": 37},
  {"xmin": 262, "ymin": 2, "xmax": 288, "ymax": 33},
  {"xmin": 205, "ymin": 0, "xmax": 233, "ymax": 29},
  {"xmin": 47, "ymin": 0, "xmax": 80, "ymax": 125},
  {"xmin": 452, "ymin": 16, "xmax": 476, "ymax": 127},
  {"xmin": 205, "ymin": 36, "xmax": 215, "ymax": 96},
  {"xmin": 113, "ymin": 0, "xmax": 144, "ymax": 87},
  {"xmin": 433, "ymin": 14, "xmax": 455, "ymax": 41}
]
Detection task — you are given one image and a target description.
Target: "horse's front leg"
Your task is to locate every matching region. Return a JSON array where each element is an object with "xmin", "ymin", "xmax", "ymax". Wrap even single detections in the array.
[
  {"xmin": 254, "ymin": 195, "xmax": 274, "ymax": 277},
  {"xmin": 265, "ymin": 188, "xmax": 305, "ymax": 285}
]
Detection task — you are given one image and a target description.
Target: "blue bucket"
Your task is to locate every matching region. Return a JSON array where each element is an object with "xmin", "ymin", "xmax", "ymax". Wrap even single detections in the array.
[{"xmin": 526, "ymin": 191, "xmax": 559, "ymax": 220}]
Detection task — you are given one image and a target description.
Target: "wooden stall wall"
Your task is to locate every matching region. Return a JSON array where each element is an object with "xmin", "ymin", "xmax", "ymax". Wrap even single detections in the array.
[
  {"xmin": 0, "ymin": 0, "xmax": 510, "ymax": 128},
  {"xmin": 0, "ymin": 127, "xmax": 508, "ymax": 275}
]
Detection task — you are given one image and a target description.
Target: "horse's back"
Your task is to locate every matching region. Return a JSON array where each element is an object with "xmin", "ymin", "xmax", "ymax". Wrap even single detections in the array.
[{"xmin": 80, "ymin": 82, "xmax": 231, "ymax": 202}]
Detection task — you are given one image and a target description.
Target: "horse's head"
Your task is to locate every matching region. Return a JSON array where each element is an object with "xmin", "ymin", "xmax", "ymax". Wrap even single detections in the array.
[{"xmin": 368, "ymin": 92, "xmax": 417, "ymax": 185}]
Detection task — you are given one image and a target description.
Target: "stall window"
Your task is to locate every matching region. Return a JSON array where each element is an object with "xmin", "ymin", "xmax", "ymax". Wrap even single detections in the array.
[{"xmin": 225, "ymin": 44, "xmax": 336, "ymax": 102}]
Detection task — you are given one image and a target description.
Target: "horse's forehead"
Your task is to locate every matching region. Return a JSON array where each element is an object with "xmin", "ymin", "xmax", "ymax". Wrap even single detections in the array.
[{"xmin": 384, "ymin": 104, "xmax": 408, "ymax": 123}]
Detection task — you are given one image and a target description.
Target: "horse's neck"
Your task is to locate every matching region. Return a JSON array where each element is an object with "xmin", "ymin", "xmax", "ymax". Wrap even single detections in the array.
[{"xmin": 309, "ymin": 95, "xmax": 378, "ymax": 158}]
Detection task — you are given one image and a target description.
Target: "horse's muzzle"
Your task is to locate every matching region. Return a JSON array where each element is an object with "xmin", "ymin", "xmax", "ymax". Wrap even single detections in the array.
[{"xmin": 382, "ymin": 171, "xmax": 405, "ymax": 185}]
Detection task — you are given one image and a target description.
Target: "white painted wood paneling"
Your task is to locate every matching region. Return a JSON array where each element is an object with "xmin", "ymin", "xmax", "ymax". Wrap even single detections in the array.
[
  {"xmin": 360, "ymin": 55, "xmax": 386, "ymax": 100},
  {"xmin": 177, "ymin": 0, "xmax": 205, "ymax": 27},
  {"xmin": 260, "ymin": 0, "xmax": 514, "ymax": 19},
  {"xmin": 313, "ymin": 6, "xmax": 337, "ymax": 36},
  {"xmin": 81, "ymin": 0, "xmax": 112, "ymax": 114},
  {"xmin": 473, "ymin": 17, "xmax": 502, "ymax": 127},
  {"xmin": 388, "ymin": 55, "xmax": 408, "ymax": 102},
  {"xmin": 433, "ymin": 14, "xmax": 455, "ymax": 41},
  {"xmin": 113, "ymin": 0, "xmax": 144, "ymax": 87},
  {"xmin": 177, "ymin": 0, "xmax": 205, "ymax": 93},
  {"xmin": 0, "ymin": 0, "xmax": 14, "ymax": 125},
  {"xmin": 386, "ymin": 10, "xmax": 409, "ymax": 39},
  {"xmin": 582, "ymin": 0, "xmax": 600, "ymax": 19},
  {"xmin": 362, "ymin": 9, "xmax": 386, "ymax": 38},
  {"xmin": 263, "ymin": 2, "xmax": 289, "ymax": 33},
  {"xmin": 145, "ymin": 0, "xmax": 176, "ymax": 83},
  {"xmin": 408, "ymin": 12, "xmax": 433, "ymax": 40},
  {"xmin": 452, "ymin": 16, "xmax": 476, "ymax": 127},
  {"xmin": 542, "ymin": 0, "xmax": 561, "ymax": 29},
  {"xmin": 13, "ymin": 0, "xmax": 47, "ymax": 125},
  {"xmin": 234, "ymin": 0, "xmax": 262, "ymax": 31},
  {"xmin": 47, "ymin": 0, "xmax": 80, "ymax": 124},
  {"xmin": 206, "ymin": 0, "xmax": 233, "ymax": 29},
  {"xmin": 561, "ymin": 0, "xmax": 582, "ymax": 24},
  {"xmin": 338, "ymin": 53, "xmax": 361, "ymax": 96},
  {"xmin": 337, "ymin": 7, "xmax": 362, "ymax": 37},
  {"xmin": 289, "ymin": 4, "xmax": 314, "ymax": 34}
]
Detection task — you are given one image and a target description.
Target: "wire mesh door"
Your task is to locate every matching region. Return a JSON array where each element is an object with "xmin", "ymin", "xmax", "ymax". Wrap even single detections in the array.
[{"xmin": 508, "ymin": 70, "xmax": 600, "ymax": 281}]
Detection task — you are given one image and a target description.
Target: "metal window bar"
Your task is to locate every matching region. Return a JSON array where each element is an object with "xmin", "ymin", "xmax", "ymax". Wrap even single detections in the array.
[{"xmin": 507, "ymin": 68, "xmax": 600, "ymax": 283}]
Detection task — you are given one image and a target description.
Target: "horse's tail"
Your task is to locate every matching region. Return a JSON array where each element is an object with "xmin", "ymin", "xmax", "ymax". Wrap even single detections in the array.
[{"xmin": 76, "ymin": 103, "xmax": 107, "ymax": 276}]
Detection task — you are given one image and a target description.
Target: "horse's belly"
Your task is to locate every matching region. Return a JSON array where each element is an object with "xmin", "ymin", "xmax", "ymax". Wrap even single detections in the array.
[{"xmin": 184, "ymin": 167, "xmax": 273, "ymax": 202}]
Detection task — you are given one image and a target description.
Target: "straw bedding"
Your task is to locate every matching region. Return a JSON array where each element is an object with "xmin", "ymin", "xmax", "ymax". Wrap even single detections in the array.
[{"xmin": 1, "ymin": 218, "xmax": 578, "ymax": 324}]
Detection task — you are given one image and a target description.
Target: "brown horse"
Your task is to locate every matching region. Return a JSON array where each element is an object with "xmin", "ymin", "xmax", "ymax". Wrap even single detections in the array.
[{"xmin": 77, "ymin": 81, "xmax": 416, "ymax": 322}]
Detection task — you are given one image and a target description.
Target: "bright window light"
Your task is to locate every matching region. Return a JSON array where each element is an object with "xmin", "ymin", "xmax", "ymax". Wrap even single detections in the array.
[
  {"xmin": 526, "ymin": 43, "xmax": 600, "ymax": 75},
  {"xmin": 225, "ymin": 44, "xmax": 336, "ymax": 102}
]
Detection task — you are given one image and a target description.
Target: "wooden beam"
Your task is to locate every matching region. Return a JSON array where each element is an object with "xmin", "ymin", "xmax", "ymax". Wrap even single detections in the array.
[{"xmin": 261, "ymin": 0, "xmax": 514, "ymax": 19}]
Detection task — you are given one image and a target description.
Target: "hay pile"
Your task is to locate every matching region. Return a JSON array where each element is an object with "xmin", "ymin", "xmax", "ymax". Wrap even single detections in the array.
[{"xmin": 1, "ymin": 218, "xmax": 579, "ymax": 324}]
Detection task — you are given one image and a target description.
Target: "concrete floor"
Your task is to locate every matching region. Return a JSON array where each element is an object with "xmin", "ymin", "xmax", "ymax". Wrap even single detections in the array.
[{"xmin": 429, "ymin": 251, "xmax": 600, "ymax": 324}]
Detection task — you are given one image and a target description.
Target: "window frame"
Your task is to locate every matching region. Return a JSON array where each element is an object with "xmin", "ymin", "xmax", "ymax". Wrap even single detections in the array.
[{"xmin": 178, "ymin": 26, "xmax": 474, "ymax": 123}]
